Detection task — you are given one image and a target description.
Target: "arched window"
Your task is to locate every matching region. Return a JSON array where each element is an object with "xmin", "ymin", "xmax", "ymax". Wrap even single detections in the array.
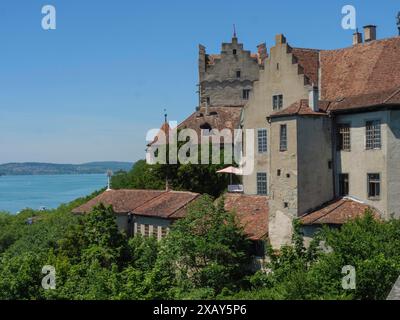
[{"xmin": 200, "ymin": 122, "xmax": 212, "ymax": 130}]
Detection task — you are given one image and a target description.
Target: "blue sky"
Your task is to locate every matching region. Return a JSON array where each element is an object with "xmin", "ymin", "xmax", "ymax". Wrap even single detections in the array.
[{"xmin": 0, "ymin": 0, "xmax": 399, "ymax": 164}]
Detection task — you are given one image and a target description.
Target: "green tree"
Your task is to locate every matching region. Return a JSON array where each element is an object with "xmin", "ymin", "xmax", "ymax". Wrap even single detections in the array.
[
  {"xmin": 157, "ymin": 195, "xmax": 251, "ymax": 297},
  {"xmin": 111, "ymin": 160, "xmax": 164, "ymax": 190},
  {"xmin": 111, "ymin": 137, "xmax": 237, "ymax": 197}
]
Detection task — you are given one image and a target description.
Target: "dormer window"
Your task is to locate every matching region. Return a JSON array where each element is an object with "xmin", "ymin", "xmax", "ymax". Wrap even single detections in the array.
[{"xmin": 200, "ymin": 122, "xmax": 212, "ymax": 135}]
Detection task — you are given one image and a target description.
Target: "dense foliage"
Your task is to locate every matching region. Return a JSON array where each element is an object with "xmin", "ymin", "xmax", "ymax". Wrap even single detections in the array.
[
  {"xmin": 226, "ymin": 211, "xmax": 400, "ymax": 300},
  {"xmin": 111, "ymin": 147, "xmax": 237, "ymax": 198},
  {"xmin": 0, "ymin": 197, "xmax": 399, "ymax": 300}
]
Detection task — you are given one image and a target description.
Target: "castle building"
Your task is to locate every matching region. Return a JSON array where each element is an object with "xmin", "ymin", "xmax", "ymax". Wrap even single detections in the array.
[
  {"xmin": 198, "ymin": 34, "xmax": 266, "ymax": 107},
  {"xmin": 145, "ymin": 24, "xmax": 400, "ymax": 251},
  {"xmin": 240, "ymin": 26, "xmax": 400, "ymax": 248}
]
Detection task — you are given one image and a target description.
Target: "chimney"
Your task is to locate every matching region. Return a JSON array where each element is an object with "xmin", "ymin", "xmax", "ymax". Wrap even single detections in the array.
[
  {"xmin": 353, "ymin": 30, "xmax": 363, "ymax": 45},
  {"xmin": 397, "ymin": 11, "xmax": 400, "ymax": 36},
  {"xmin": 257, "ymin": 43, "xmax": 268, "ymax": 63},
  {"xmin": 308, "ymin": 86, "xmax": 319, "ymax": 112},
  {"xmin": 275, "ymin": 34, "xmax": 287, "ymax": 45},
  {"xmin": 363, "ymin": 25, "xmax": 377, "ymax": 42}
]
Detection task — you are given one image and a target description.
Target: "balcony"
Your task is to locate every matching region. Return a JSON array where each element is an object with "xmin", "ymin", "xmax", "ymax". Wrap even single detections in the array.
[{"xmin": 228, "ymin": 184, "xmax": 244, "ymax": 193}]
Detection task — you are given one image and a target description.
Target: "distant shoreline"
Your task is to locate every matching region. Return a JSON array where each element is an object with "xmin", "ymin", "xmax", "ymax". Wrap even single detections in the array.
[
  {"xmin": 0, "ymin": 172, "xmax": 108, "ymax": 176},
  {"xmin": 0, "ymin": 161, "xmax": 134, "ymax": 176}
]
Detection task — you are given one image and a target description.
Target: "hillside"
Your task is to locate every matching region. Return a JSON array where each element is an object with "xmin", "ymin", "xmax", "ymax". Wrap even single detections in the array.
[{"xmin": 0, "ymin": 162, "xmax": 134, "ymax": 176}]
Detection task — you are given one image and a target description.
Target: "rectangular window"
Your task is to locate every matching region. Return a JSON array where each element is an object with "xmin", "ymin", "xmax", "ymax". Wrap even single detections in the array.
[
  {"xmin": 152, "ymin": 226, "xmax": 158, "ymax": 238},
  {"xmin": 161, "ymin": 227, "xmax": 169, "ymax": 238},
  {"xmin": 144, "ymin": 224, "xmax": 150, "ymax": 237},
  {"xmin": 337, "ymin": 124, "xmax": 351, "ymax": 151},
  {"xmin": 243, "ymin": 89, "xmax": 251, "ymax": 100},
  {"xmin": 257, "ymin": 129, "xmax": 267, "ymax": 153},
  {"xmin": 273, "ymin": 94, "xmax": 283, "ymax": 110},
  {"xmin": 279, "ymin": 124, "xmax": 287, "ymax": 151},
  {"xmin": 236, "ymin": 70, "xmax": 241, "ymax": 78},
  {"xmin": 257, "ymin": 172, "xmax": 267, "ymax": 195},
  {"xmin": 135, "ymin": 223, "xmax": 141, "ymax": 235},
  {"xmin": 339, "ymin": 173, "xmax": 349, "ymax": 196},
  {"xmin": 368, "ymin": 173, "xmax": 381, "ymax": 199},
  {"xmin": 366, "ymin": 120, "xmax": 381, "ymax": 149}
]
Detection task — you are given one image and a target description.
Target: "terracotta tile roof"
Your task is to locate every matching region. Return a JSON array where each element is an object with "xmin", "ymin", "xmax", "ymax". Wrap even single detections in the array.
[
  {"xmin": 271, "ymin": 38, "xmax": 400, "ymax": 115},
  {"xmin": 320, "ymin": 37, "xmax": 400, "ymax": 103},
  {"xmin": 300, "ymin": 197, "xmax": 379, "ymax": 225},
  {"xmin": 147, "ymin": 122, "xmax": 171, "ymax": 147},
  {"xmin": 177, "ymin": 105, "xmax": 243, "ymax": 138},
  {"xmin": 326, "ymin": 88, "xmax": 400, "ymax": 112},
  {"xmin": 269, "ymin": 99, "xmax": 327, "ymax": 118},
  {"xmin": 148, "ymin": 106, "xmax": 243, "ymax": 148},
  {"xmin": 223, "ymin": 193, "xmax": 268, "ymax": 240},
  {"xmin": 72, "ymin": 189, "xmax": 200, "ymax": 219},
  {"xmin": 134, "ymin": 191, "xmax": 200, "ymax": 219},
  {"xmin": 291, "ymin": 47, "xmax": 320, "ymax": 85}
]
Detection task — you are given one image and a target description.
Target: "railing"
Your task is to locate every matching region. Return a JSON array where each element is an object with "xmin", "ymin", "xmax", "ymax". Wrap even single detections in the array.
[{"xmin": 228, "ymin": 184, "xmax": 244, "ymax": 193}]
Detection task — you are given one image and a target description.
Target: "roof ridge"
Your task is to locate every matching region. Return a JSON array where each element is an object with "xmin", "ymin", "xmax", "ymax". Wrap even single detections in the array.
[
  {"xmin": 297, "ymin": 100, "xmax": 303, "ymax": 113},
  {"xmin": 130, "ymin": 190, "xmax": 168, "ymax": 213},
  {"xmin": 383, "ymin": 87, "xmax": 400, "ymax": 104},
  {"xmin": 167, "ymin": 190, "xmax": 200, "ymax": 195},
  {"xmin": 116, "ymin": 188, "xmax": 165, "ymax": 193},
  {"xmin": 168, "ymin": 194, "xmax": 200, "ymax": 218},
  {"xmin": 321, "ymin": 36, "xmax": 400, "ymax": 53},
  {"xmin": 292, "ymin": 47, "xmax": 321, "ymax": 52},
  {"xmin": 305, "ymin": 198, "xmax": 347, "ymax": 224}
]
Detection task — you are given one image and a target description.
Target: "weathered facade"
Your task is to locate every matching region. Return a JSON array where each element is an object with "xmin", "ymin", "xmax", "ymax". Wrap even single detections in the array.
[
  {"xmin": 241, "ymin": 35, "xmax": 320, "ymax": 196},
  {"xmin": 267, "ymin": 103, "xmax": 334, "ymax": 247},
  {"xmin": 146, "ymin": 28, "xmax": 400, "ymax": 250},
  {"xmin": 199, "ymin": 35, "xmax": 265, "ymax": 107},
  {"xmin": 239, "ymin": 29, "xmax": 400, "ymax": 249}
]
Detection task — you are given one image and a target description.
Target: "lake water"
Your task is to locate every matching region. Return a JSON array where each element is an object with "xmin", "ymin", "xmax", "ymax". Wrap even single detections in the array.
[{"xmin": 0, "ymin": 174, "xmax": 107, "ymax": 213}]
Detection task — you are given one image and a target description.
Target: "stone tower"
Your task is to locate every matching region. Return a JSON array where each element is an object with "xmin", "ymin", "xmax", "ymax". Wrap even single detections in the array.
[{"xmin": 198, "ymin": 34, "xmax": 266, "ymax": 107}]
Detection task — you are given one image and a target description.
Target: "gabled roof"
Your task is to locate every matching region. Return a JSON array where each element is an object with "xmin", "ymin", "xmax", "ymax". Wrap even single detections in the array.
[
  {"xmin": 300, "ymin": 197, "xmax": 379, "ymax": 225},
  {"xmin": 320, "ymin": 37, "xmax": 400, "ymax": 103},
  {"xmin": 269, "ymin": 99, "xmax": 327, "ymax": 118},
  {"xmin": 148, "ymin": 106, "xmax": 243, "ymax": 148},
  {"xmin": 325, "ymin": 88, "xmax": 400, "ymax": 112},
  {"xmin": 147, "ymin": 122, "xmax": 170, "ymax": 147},
  {"xmin": 177, "ymin": 105, "xmax": 243, "ymax": 137},
  {"xmin": 223, "ymin": 193, "xmax": 268, "ymax": 240},
  {"xmin": 72, "ymin": 189, "xmax": 200, "ymax": 219},
  {"xmin": 291, "ymin": 47, "xmax": 320, "ymax": 85},
  {"xmin": 134, "ymin": 191, "xmax": 200, "ymax": 219},
  {"xmin": 73, "ymin": 190, "xmax": 268, "ymax": 241}
]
